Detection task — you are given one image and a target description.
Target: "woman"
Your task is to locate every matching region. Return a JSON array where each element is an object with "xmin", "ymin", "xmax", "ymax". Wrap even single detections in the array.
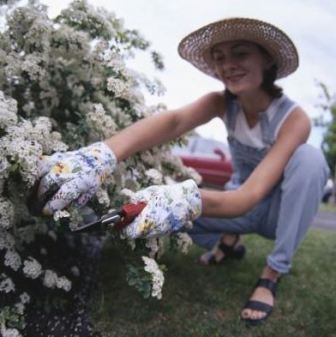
[{"xmin": 36, "ymin": 18, "xmax": 329, "ymax": 325}]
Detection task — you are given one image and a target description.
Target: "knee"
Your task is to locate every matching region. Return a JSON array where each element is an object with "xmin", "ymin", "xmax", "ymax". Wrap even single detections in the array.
[{"xmin": 285, "ymin": 144, "xmax": 329, "ymax": 183}]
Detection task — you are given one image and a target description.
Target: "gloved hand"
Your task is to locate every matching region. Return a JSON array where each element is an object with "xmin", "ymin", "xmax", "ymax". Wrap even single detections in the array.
[
  {"xmin": 36, "ymin": 142, "xmax": 117, "ymax": 215},
  {"xmin": 123, "ymin": 179, "xmax": 202, "ymax": 239}
]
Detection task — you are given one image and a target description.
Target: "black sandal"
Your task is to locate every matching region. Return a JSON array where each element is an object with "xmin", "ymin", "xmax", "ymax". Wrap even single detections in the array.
[
  {"xmin": 199, "ymin": 235, "xmax": 246, "ymax": 265},
  {"xmin": 241, "ymin": 278, "xmax": 279, "ymax": 326}
]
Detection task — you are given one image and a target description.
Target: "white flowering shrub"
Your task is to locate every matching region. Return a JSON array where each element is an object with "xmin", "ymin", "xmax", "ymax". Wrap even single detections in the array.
[{"xmin": 0, "ymin": 0, "xmax": 201, "ymax": 334}]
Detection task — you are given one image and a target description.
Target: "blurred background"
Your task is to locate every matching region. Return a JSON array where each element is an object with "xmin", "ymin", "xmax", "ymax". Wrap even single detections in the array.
[{"xmin": 40, "ymin": 0, "xmax": 336, "ymax": 148}]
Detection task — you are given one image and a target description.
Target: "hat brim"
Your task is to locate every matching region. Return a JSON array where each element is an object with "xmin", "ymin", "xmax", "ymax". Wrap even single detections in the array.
[{"xmin": 178, "ymin": 17, "xmax": 299, "ymax": 80}]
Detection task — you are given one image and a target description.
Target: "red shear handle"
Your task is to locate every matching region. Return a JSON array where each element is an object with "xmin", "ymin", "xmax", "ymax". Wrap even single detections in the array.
[{"xmin": 114, "ymin": 202, "xmax": 147, "ymax": 231}]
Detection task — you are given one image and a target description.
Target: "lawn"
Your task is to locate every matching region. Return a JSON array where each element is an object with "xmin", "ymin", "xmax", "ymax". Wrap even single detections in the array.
[
  {"xmin": 91, "ymin": 228, "xmax": 336, "ymax": 337},
  {"xmin": 320, "ymin": 202, "xmax": 336, "ymax": 213}
]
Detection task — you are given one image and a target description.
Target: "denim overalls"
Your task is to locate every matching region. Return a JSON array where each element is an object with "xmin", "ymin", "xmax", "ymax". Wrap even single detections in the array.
[{"xmin": 188, "ymin": 94, "xmax": 330, "ymax": 273}]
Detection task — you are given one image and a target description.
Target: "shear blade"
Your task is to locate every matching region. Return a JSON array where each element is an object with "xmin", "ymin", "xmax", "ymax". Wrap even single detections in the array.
[
  {"xmin": 70, "ymin": 208, "xmax": 122, "ymax": 232},
  {"xmin": 70, "ymin": 206, "xmax": 101, "ymax": 232}
]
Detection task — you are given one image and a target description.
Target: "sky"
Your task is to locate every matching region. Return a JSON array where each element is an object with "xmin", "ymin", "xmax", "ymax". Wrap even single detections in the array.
[{"xmin": 38, "ymin": 1, "xmax": 336, "ymax": 146}]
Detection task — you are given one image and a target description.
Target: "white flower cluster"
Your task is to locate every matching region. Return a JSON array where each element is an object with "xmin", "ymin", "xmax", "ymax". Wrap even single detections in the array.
[
  {"xmin": 164, "ymin": 153, "xmax": 203, "ymax": 186},
  {"xmin": 145, "ymin": 237, "xmax": 166, "ymax": 259},
  {"xmin": 105, "ymin": 52, "xmax": 127, "ymax": 73},
  {"xmin": 0, "ymin": 273, "xmax": 15, "ymax": 293},
  {"xmin": 0, "ymin": 91, "xmax": 17, "ymax": 129},
  {"xmin": 53, "ymin": 26, "xmax": 90, "ymax": 59},
  {"xmin": 95, "ymin": 187, "xmax": 111, "ymax": 207},
  {"xmin": 4, "ymin": 53, "xmax": 21, "ymax": 86},
  {"xmin": 4, "ymin": 249, "xmax": 22, "ymax": 271},
  {"xmin": 120, "ymin": 187, "xmax": 136, "ymax": 200},
  {"xmin": 0, "ymin": 229, "xmax": 15, "ymax": 250},
  {"xmin": 0, "ymin": 198, "xmax": 15, "ymax": 230},
  {"xmin": 56, "ymin": 276, "xmax": 72, "ymax": 292},
  {"xmin": 42, "ymin": 269, "xmax": 58, "ymax": 288},
  {"xmin": 145, "ymin": 168, "xmax": 163, "ymax": 185},
  {"xmin": 22, "ymin": 7, "xmax": 52, "ymax": 52},
  {"xmin": 0, "ymin": 111, "xmax": 66, "ymax": 188},
  {"xmin": 21, "ymin": 54, "xmax": 46, "ymax": 81},
  {"xmin": 142, "ymin": 256, "xmax": 164, "ymax": 300},
  {"xmin": 14, "ymin": 292, "xmax": 31, "ymax": 315},
  {"xmin": 0, "ymin": 121, "xmax": 42, "ymax": 186},
  {"xmin": 20, "ymin": 292, "xmax": 31, "ymax": 304},
  {"xmin": 0, "ymin": 324, "xmax": 22, "ymax": 337},
  {"xmin": 31, "ymin": 117, "xmax": 68, "ymax": 154},
  {"xmin": 86, "ymin": 103, "xmax": 117, "ymax": 139},
  {"xmin": 23, "ymin": 257, "xmax": 42, "ymax": 279},
  {"xmin": 106, "ymin": 76, "xmax": 131, "ymax": 99},
  {"xmin": 145, "ymin": 237, "xmax": 159, "ymax": 258},
  {"xmin": 175, "ymin": 233, "xmax": 193, "ymax": 254},
  {"xmin": 53, "ymin": 210, "xmax": 71, "ymax": 222},
  {"xmin": 43, "ymin": 270, "xmax": 72, "ymax": 292},
  {"xmin": 126, "ymin": 88, "xmax": 146, "ymax": 107}
]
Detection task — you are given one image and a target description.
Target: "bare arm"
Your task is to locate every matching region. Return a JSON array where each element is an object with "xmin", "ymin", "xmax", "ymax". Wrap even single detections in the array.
[
  {"xmin": 104, "ymin": 91, "xmax": 225, "ymax": 160},
  {"xmin": 200, "ymin": 106, "xmax": 311, "ymax": 217}
]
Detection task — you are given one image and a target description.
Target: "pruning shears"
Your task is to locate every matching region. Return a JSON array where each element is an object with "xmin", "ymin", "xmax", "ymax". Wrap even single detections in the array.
[
  {"xmin": 27, "ymin": 179, "xmax": 146, "ymax": 233},
  {"xmin": 70, "ymin": 202, "xmax": 147, "ymax": 233}
]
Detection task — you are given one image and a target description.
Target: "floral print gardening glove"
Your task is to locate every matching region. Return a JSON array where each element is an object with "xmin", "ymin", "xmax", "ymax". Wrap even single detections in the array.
[
  {"xmin": 123, "ymin": 179, "xmax": 202, "ymax": 239},
  {"xmin": 36, "ymin": 142, "xmax": 117, "ymax": 215}
]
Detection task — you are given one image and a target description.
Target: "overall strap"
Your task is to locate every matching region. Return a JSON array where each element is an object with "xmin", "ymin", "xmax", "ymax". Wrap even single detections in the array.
[
  {"xmin": 261, "ymin": 95, "xmax": 297, "ymax": 147},
  {"xmin": 225, "ymin": 97, "xmax": 240, "ymax": 137}
]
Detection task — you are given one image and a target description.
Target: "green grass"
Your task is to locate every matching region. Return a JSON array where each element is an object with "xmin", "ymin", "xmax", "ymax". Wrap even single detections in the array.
[
  {"xmin": 319, "ymin": 202, "xmax": 336, "ymax": 213},
  {"xmin": 92, "ymin": 229, "xmax": 336, "ymax": 337}
]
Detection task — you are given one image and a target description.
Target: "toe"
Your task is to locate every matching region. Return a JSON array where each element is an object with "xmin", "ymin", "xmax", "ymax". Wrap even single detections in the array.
[
  {"xmin": 253, "ymin": 311, "xmax": 265, "ymax": 320},
  {"xmin": 241, "ymin": 308, "xmax": 251, "ymax": 319},
  {"xmin": 241, "ymin": 309, "xmax": 266, "ymax": 321},
  {"xmin": 199, "ymin": 253, "xmax": 211, "ymax": 265}
]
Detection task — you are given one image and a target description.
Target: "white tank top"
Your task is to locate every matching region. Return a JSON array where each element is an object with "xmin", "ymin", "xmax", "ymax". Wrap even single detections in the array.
[{"xmin": 223, "ymin": 95, "xmax": 298, "ymax": 148}]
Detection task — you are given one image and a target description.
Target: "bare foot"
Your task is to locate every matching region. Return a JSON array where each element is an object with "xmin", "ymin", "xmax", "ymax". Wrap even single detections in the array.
[
  {"xmin": 199, "ymin": 234, "xmax": 242, "ymax": 265},
  {"xmin": 241, "ymin": 266, "xmax": 280, "ymax": 322}
]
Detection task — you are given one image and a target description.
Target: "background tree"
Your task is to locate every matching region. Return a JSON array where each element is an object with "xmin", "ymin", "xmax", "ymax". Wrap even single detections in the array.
[{"xmin": 317, "ymin": 82, "xmax": 336, "ymax": 177}]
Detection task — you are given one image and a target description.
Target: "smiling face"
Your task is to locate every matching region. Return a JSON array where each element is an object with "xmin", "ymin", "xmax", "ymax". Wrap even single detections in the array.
[{"xmin": 210, "ymin": 40, "xmax": 274, "ymax": 96}]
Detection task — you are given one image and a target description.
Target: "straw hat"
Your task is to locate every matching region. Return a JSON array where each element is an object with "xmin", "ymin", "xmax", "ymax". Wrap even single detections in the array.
[{"xmin": 178, "ymin": 17, "xmax": 299, "ymax": 80}]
